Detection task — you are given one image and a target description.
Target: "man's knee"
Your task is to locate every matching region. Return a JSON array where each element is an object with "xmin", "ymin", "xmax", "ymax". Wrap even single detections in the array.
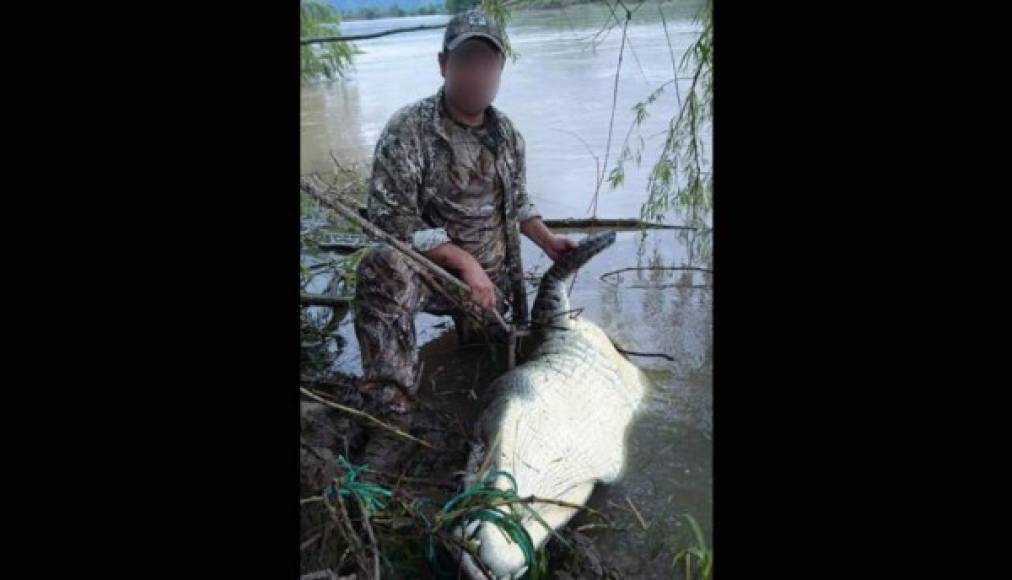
[
  {"xmin": 357, "ymin": 245, "xmax": 407, "ymax": 278},
  {"xmin": 355, "ymin": 245, "xmax": 417, "ymax": 304}
]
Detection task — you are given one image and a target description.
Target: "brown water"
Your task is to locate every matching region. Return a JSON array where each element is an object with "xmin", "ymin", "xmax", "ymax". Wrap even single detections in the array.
[{"xmin": 301, "ymin": 3, "xmax": 711, "ymax": 576}]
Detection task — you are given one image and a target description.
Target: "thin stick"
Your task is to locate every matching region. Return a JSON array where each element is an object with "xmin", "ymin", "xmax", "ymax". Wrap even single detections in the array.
[
  {"xmin": 471, "ymin": 358, "xmax": 482, "ymax": 396},
  {"xmin": 396, "ymin": 499, "xmax": 496, "ymax": 580},
  {"xmin": 328, "ymin": 150, "xmax": 351, "ymax": 175},
  {"xmin": 437, "ymin": 495, "xmax": 610, "ymax": 529},
  {"xmin": 333, "ymin": 485, "xmax": 371, "ymax": 577},
  {"xmin": 580, "ymin": 0, "xmax": 620, "ymax": 45},
  {"xmin": 575, "ymin": 522, "xmax": 621, "ymax": 533},
  {"xmin": 301, "ymin": 293, "xmax": 351, "ymax": 307},
  {"xmin": 659, "ymin": 5, "xmax": 684, "ymax": 108},
  {"xmin": 354, "ymin": 496, "xmax": 382, "ymax": 580},
  {"xmin": 316, "ymin": 241, "xmax": 372, "ymax": 253},
  {"xmin": 300, "ymin": 532, "xmax": 321, "ymax": 552},
  {"xmin": 625, "ymin": 34, "xmax": 650, "ymax": 85},
  {"xmin": 300, "ymin": 387, "xmax": 437, "ymax": 450},
  {"xmin": 321, "ymin": 490, "xmax": 371, "ymax": 577},
  {"xmin": 393, "ymin": 454, "xmax": 414, "ymax": 498},
  {"xmin": 614, "ymin": 346, "xmax": 675, "ymax": 362},
  {"xmin": 599, "ymin": 265, "xmax": 713, "ymax": 284},
  {"xmin": 626, "ymin": 496, "xmax": 650, "ymax": 531},
  {"xmin": 438, "ymin": 531, "xmax": 496, "ymax": 580},
  {"xmin": 591, "ymin": 0, "xmax": 646, "ymax": 50},
  {"xmin": 307, "ymin": 260, "xmax": 341, "ymax": 271},
  {"xmin": 588, "ymin": 9, "xmax": 631, "ymax": 219},
  {"xmin": 335, "ymin": 547, "xmax": 351, "ymax": 573},
  {"xmin": 605, "ymin": 0, "xmax": 648, "ymax": 84},
  {"xmin": 627, "ymin": 283, "xmax": 709, "ymax": 290},
  {"xmin": 542, "ymin": 217, "xmax": 695, "ymax": 230},
  {"xmin": 411, "ymin": 361, "xmax": 425, "ymax": 399},
  {"xmin": 553, "ymin": 128, "xmax": 602, "ymax": 186},
  {"xmin": 301, "ymin": 23, "xmax": 447, "ymax": 45}
]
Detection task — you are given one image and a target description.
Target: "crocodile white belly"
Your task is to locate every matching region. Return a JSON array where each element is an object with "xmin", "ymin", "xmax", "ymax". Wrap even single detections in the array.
[{"xmin": 455, "ymin": 232, "xmax": 649, "ymax": 579}]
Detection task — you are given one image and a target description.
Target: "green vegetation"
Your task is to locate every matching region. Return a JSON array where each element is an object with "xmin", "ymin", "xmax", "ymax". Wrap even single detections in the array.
[
  {"xmin": 671, "ymin": 513, "xmax": 713, "ymax": 579},
  {"xmin": 301, "ymin": 0, "xmax": 355, "ymax": 82},
  {"xmin": 609, "ymin": 0, "xmax": 712, "ymax": 236}
]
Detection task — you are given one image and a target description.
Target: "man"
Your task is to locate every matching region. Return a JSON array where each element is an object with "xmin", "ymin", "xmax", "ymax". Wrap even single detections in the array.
[{"xmin": 353, "ymin": 9, "xmax": 576, "ymax": 470}]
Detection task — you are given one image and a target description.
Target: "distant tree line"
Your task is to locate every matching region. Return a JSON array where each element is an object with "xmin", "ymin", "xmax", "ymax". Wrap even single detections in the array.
[
  {"xmin": 444, "ymin": 0, "xmax": 479, "ymax": 13},
  {"xmin": 342, "ymin": 3, "xmax": 446, "ymax": 20}
]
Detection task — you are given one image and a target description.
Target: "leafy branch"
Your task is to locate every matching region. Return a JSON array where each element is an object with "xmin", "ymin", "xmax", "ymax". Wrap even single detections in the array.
[
  {"xmin": 301, "ymin": 0, "xmax": 355, "ymax": 82},
  {"xmin": 608, "ymin": 0, "xmax": 712, "ymax": 232}
]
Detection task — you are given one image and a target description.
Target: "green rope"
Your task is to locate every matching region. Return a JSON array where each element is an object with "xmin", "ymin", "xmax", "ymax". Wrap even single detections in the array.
[
  {"xmin": 432, "ymin": 470, "xmax": 540, "ymax": 576},
  {"xmin": 318, "ymin": 458, "xmax": 548, "ymax": 578},
  {"xmin": 324, "ymin": 454, "xmax": 394, "ymax": 514}
]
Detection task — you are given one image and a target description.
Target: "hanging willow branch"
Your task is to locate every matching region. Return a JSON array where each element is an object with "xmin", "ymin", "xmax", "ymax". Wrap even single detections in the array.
[
  {"xmin": 301, "ymin": 0, "xmax": 353, "ymax": 81},
  {"xmin": 587, "ymin": 2, "xmax": 632, "ymax": 219},
  {"xmin": 608, "ymin": 0, "xmax": 713, "ymax": 231}
]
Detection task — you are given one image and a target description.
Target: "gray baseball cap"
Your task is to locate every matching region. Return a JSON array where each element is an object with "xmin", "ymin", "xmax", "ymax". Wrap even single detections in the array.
[{"xmin": 443, "ymin": 8, "xmax": 508, "ymax": 54}]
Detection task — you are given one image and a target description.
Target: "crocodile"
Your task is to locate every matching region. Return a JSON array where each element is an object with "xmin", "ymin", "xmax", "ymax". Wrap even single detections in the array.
[{"xmin": 455, "ymin": 230, "xmax": 649, "ymax": 579}]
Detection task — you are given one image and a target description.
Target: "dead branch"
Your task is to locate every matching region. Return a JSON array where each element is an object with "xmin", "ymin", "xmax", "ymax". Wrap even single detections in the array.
[
  {"xmin": 542, "ymin": 217, "xmax": 694, "ymax": 230},
  {"xmin": 354, "ymin": 496, "xmax": 382, "ymax": 580},
  {"xmin": 309, "ymin": 232, "xmax": 371, "ymax": 254},
  {"xmin": 391, "ymin": 498, "xmax": 496, "ymax": 580},
  {"xmin": 301, "ymin": 387, "xmax": 438, "ymax": 450},
  {"xmin": 316, "ymin": 241, "xmax": 371, "ymax": 253},
  {"xmin": 553, "ymin": 128, "xmax": 602, "ymax": 186},
  {"xmin": 438, "ymin": 531, "xmax": 496, "ymax": 580},
  {"xmin": 301, "ymin": 293, "xmax": 352, "ymax": 307},
  {"xmin": 300, "ymin": 532, "xmax": 322, "ymax": 552},
  {"xmin": 321, "ymin": 490, "xmax": 371, "ymax": 577},
  {"xmin": 300, "ymin": 178, "xmax": 511, "ymax": 336},
  {"xmin": 301, "ymin": 23, "xmax": 448, "ymax": 45},
  {"xmin": 625, "ymin": 496, "xmax": 650, "ymax": 531},
  {"xmin": 599, "ymin": 266, "xmax": 713, "ymax": 285}
]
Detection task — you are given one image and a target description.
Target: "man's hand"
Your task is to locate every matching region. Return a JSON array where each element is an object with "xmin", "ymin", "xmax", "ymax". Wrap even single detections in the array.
[
  {"xmin": 459, "ymin": 261, "xmax": 497, "ymax": 312},
  {"xmin": 521, "ymin": 217, "xmax": 577, "ymax": 263},
  {"xmin": 543, "ymin": 234, "xmax": 578, "ymax": 262},
  {"xmin": 423, "ymin": 241, "xmax": 498, "ymax": 312}
]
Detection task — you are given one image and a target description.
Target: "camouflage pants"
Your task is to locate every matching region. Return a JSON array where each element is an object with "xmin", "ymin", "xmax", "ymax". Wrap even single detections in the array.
[{"xmin": 353, "ymin": 244, "xmax": 509, "ymax": 415}]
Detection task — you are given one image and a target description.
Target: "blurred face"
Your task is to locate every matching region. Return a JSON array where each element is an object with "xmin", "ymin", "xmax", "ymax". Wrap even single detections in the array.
[{"xmin": 438, "ymin": 38, "xmax": 504, "ymax": 115}]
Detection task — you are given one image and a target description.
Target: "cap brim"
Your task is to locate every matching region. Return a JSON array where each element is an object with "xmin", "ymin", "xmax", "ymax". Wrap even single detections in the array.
[{"xmin": 445, "ymin": 32, "xmax": 504, "ymax": 54}]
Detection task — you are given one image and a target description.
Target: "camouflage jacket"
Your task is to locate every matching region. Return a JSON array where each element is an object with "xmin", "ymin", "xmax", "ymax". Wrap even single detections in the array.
[{"xmin": 365, "ymin": 86, "xmax": 540, "ymax": 321}]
